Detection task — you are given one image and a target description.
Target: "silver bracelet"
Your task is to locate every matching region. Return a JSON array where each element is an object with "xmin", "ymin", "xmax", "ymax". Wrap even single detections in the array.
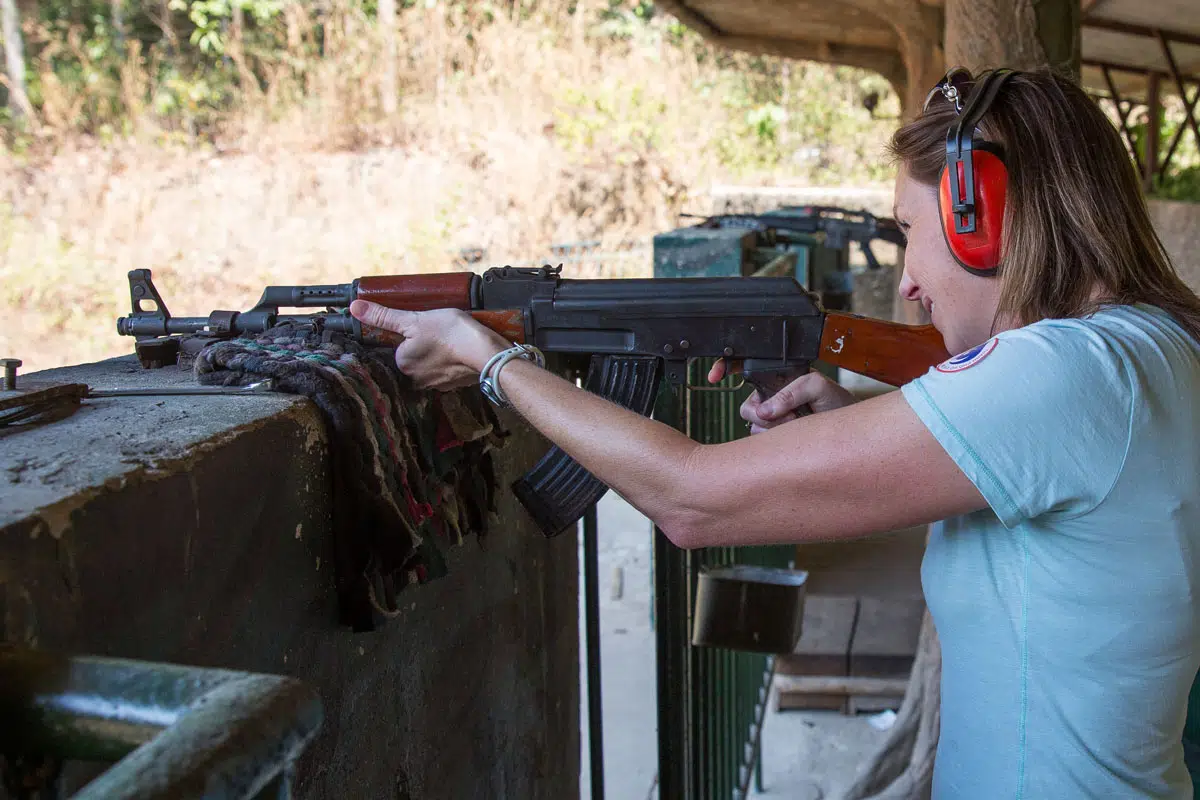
[{"xmin": 480, "ymin": 343, "xmax": 545, "ymax": 409}]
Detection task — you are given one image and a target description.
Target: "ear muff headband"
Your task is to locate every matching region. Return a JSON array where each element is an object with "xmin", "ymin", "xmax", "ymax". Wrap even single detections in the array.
[{"xmin": 937, "ymin": 69, "xmax": 1016, "ymax": 276}]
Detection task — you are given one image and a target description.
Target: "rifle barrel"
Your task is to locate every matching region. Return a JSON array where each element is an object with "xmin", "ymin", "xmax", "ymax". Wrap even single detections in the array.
[{"xmin": 118, "ymin": 313, "xmax": 355, "ymax": 337}]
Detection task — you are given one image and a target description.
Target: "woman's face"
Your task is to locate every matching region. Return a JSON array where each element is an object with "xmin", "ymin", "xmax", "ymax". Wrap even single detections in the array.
[{"xmin": 894, "ymin": 165, "xmax": 1006, "ymax": 355}]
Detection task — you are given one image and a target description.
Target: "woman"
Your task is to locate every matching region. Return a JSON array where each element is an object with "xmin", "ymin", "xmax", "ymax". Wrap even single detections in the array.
[{"xmin": 352, "ymin": 68, "xmax": 1200, "ymax": 798}]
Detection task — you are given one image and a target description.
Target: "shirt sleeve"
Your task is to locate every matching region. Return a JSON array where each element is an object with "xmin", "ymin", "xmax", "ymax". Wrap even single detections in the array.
[{"xmin": 899, "ymin": 321, "xmax": 1135, "ymax": 528}]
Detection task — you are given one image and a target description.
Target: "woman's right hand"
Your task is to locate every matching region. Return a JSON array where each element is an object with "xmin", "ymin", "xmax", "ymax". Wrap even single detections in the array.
[{"xmin": 742, "ymin": 371, "xmax": 857, "ymax": 434}]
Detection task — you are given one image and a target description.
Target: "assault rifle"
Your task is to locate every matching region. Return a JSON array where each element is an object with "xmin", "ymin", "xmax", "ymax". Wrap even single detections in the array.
[
  {"xmin": 116, "ymin": 266, "xmax": 948, "ymax": 536},
  {"xmin": 684, "ymin": 206, "xmax": 906, "ymax": 271}
]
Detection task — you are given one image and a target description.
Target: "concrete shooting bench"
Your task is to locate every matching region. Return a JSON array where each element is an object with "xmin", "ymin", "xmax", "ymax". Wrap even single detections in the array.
[{"xmin": 0, "ymin": 355, "xmax": 579, "ymax": 798}]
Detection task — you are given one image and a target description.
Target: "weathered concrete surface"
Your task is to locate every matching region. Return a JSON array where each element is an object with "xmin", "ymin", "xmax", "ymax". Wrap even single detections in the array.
[
  {"xmin": 1149, "ymin": 198, "xmax": 1200, "ymax": 293},
  {"xmin": 0, "ymin": 356, "xmax": 579, "ymax": 799},
  {"xmin": 1, "ymin": 356, "xmax": 310, "ymax": 532}
]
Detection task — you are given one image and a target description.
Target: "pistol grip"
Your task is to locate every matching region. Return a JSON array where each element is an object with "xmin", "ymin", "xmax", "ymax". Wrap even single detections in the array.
[{"xmin": 743, "ymin": 361, "xmax": 812, "ymax": 418}]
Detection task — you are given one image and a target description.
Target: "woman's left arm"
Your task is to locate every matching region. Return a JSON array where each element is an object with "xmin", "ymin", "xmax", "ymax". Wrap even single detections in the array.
[{"xmin": 351, "ymin": 301, "xmax": 988, "ymax": 548}]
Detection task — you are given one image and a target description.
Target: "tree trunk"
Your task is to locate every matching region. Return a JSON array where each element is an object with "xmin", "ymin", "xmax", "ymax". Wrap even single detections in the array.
[
  {"xmin": 945, "ymin": 0, "xmax": 1080, "ymax": 81},
  {"xmin": 112, "ymin": 0, "xmax": 126, "ymax": 50},
  {"xmin": 891, "ymin": 3, "xmax": 943, "ymax": 326},
  {"xmin": 379, "ymin": 0, "xmax": 397, "ymax": 116},
  {"xmin": 839, "ymin": 1, "xmax": 944, "ymax": 324},
  {"xmin": 780, "ymin": 60, "xmax": 790, "ymax": 150},
  {"xmin": 227, "ymin": 1, "xmax": 259, "ymax": 96},
  {"xmin": 232, "ymin": 1, "xmax": 244, "ymax": 41},
  {"xmin": 896, "ymin": 7, "xmax": 945, "ymax": 120},
  {"xmin": 158, "ymin": 0, "xmax": 178, "ymax": 55},
  {"xmin": 1, "ymin": 0, "xmax": 30, "ymax": 122}
]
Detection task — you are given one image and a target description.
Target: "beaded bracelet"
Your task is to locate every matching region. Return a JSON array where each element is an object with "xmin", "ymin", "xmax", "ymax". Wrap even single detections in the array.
[{"xmin": 479, "ymin": 343, "xmax": 546, "ymax": 409}]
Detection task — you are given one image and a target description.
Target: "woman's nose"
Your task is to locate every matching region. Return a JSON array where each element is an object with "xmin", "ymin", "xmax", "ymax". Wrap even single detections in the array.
[{"xmin": 897, "ymin": 269, "xmax": 920, "ymax": 301}]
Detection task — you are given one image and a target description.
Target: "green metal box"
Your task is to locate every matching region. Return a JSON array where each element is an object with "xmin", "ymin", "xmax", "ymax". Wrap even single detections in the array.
[{"xmin": 652, "ymin": 226, "xmax": 758, "ymax": 278}]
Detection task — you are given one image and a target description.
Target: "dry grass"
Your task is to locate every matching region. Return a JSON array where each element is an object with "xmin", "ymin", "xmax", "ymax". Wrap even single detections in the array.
[{"xmin": 0, "ymin": 3, "xmax": 900, "ymax": 372}]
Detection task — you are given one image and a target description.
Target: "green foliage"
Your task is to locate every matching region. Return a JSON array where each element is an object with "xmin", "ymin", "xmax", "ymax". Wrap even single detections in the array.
[
  {"xmin": 553, "ymin": 80, "xmax": 667, "ymax": 153},
  {"xmin": 4, "ymin": 0, "xmax": 1195, "ymax": 205},
  {"xmin": 1156, "ymin": 167, "xmax": 1200, "ymax": 203},
  {"xmin": 1103, "ymin": 92, "xmax": 1200, "ymax": 204},
  {"xmin": 546, "ymin": 13, "xmax": 900, "ymax": 185},
  {"xmin": 166, "ymin": 0, "xmax": 283, "ymax": 55},
  {"xmin": 687, "ymin": 61, "xmax": 899, "ymax": 182},
  {"xmin": 1151, "ymin": 108, "xmax": 1200, "ymax": 202},
  {"xmin": 596, "ymin": 0, "xmax": 657, "ymax": 38},
  {"xmin": 1, "ymin": 0, "xmax": 900, "ymax": 189}
]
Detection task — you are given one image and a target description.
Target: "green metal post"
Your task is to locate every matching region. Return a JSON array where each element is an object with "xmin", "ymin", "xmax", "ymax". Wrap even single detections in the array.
[
  {"xmin": 655, "ymin": 377, "xmax": 692, "ymax": 800},
  {"xmin": 653, "ymin": 221, "xmax": 802, "ymax": 799}
]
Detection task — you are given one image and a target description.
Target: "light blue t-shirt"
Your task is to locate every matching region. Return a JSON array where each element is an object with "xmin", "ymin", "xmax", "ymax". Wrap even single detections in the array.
[{"xmin": 901, "ymin": 303, "xmax": 1200, "ymax": 799}]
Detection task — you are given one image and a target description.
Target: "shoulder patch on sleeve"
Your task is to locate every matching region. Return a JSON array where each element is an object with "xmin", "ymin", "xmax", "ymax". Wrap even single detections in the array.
[{"xmin": 935, "ymin": 338, "xmax": 998, "ymax": 373}]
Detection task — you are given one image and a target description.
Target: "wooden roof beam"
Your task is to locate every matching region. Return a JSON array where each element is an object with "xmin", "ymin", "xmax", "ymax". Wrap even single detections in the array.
[
  {"xmin": 1083, "ymin": 59, "xmax": 1200, "ymax": 84},
  {"xmin": 1099, "ymin": 63, "xmax": 1144, "ymax": 173},
  {"xmin": 1082, "ymin": 18, "xmax": 1200, "ymax": 49},
  {"xmin": 1157, "ymin": 30, "xmax": 1200, "ymax": 171},
  {"xmin": 655, "ymin": 1, "xmax": 907, "ymax": 91},
  {"xmin": 654, "ymin": 1, "xmax": 897, "ymax": 50}
]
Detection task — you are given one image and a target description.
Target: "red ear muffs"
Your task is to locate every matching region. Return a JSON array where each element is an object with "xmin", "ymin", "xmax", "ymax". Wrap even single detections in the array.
[
  {"xmin": 938, "ymin": 144, "xmax": 1007, "ymax": 275},
  {"xmin": 929, "ymin": 67, "xmax": 1016, "ymax": 277}
]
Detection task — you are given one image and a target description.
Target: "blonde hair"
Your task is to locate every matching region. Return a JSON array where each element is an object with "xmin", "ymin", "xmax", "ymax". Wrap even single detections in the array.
[{"xmin": 888, "ymin": 67, "xmax": 1200, "ymax": 343}]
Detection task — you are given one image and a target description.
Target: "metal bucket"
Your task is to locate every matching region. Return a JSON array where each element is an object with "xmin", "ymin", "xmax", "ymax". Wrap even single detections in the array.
[{"xmin": 690, "ymin": 564, "xmax": 809, "ymax": 653}]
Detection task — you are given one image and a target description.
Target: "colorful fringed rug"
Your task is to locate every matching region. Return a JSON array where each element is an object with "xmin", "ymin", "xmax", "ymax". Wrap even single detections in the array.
[{"xmin": 194, "ymin": 322, "xmax": 508, "ymax": 632}]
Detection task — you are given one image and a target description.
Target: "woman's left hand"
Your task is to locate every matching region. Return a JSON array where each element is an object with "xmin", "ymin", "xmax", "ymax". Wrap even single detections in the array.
[{"xmin": 349, "ymin": 299, "xmax": 510, "ymax": 391}]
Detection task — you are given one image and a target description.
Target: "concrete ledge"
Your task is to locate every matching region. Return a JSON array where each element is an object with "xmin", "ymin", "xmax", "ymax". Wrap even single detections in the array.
[
  {"xmin": 0, "ymin": 356, "xmax": 579, "ymax": 799},
  {"xmin": 2, "ymin": 355, "xmax": 320, "ymax": 534}
]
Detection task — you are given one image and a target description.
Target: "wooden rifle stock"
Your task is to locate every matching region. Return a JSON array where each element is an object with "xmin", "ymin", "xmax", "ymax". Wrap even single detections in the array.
[{"xmin": 818, "ymin": 312, "xmax": 949, "ymax": 386}]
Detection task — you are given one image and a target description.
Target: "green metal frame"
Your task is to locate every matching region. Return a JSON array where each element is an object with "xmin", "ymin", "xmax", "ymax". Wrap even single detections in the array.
[
  {"xmin": 652, "ymin": 361, "xmax": 794, "ymax": 799},
  {"xmin": 651, "ymin": 222, "xmax": 812, "ymax": 799},
  {"xmin": 0, "ymin": 645, "xmax": 322, "ymax": 799},
  {"xmin": 652, "ymin": 359, "xmax": 792, "ymax": 796}
]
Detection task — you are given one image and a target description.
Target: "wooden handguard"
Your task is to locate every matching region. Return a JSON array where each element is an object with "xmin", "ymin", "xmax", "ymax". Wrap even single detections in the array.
[
  {"xmin": 360, "ymin": 310, "xmax": 527, "ymax": 348},
  {"xmin": 356, "ymin": 273, "xmax": 474, "ymax": 311},
  {"xmin": 819, "ymin": 312, "xmax": 950, "ymax": 386},
  {"xmin": 354, "ymin": 272, "xmax": 527, "ymax": 348}
]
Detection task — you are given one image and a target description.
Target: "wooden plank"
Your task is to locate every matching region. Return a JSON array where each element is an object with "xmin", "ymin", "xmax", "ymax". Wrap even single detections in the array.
[
  {"xmin": 775, "ymin": 595, "xmax": 858, "ymax": 676},
  {"xmin": 849, "ymin": 595, "xmax": 924, "ymax": 678},
  {"xmin": 776, "ymin": 692, "xmax": 848, "ymax": 713},
  {"xmin": 1101, "ymin": 64, "xmax": 1145, "ymax": 175},
  {"xmin": 792, "ymin": 525, "xmax": 927, "ymax": 598},
  {"xmin": 775, "ymin": 674, "xmax": 909, "ymax": 714},
  {"xmin": 1158, "ymin": 31, "xmax": 1200, "ymax": 163},
  {"xmin": 775, "ymin": 675, "xmax": 911, "ymax": 696},
  {"xmin": 1083, "ymin": 17, "xmax": 1200, "ymax": 49}
]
